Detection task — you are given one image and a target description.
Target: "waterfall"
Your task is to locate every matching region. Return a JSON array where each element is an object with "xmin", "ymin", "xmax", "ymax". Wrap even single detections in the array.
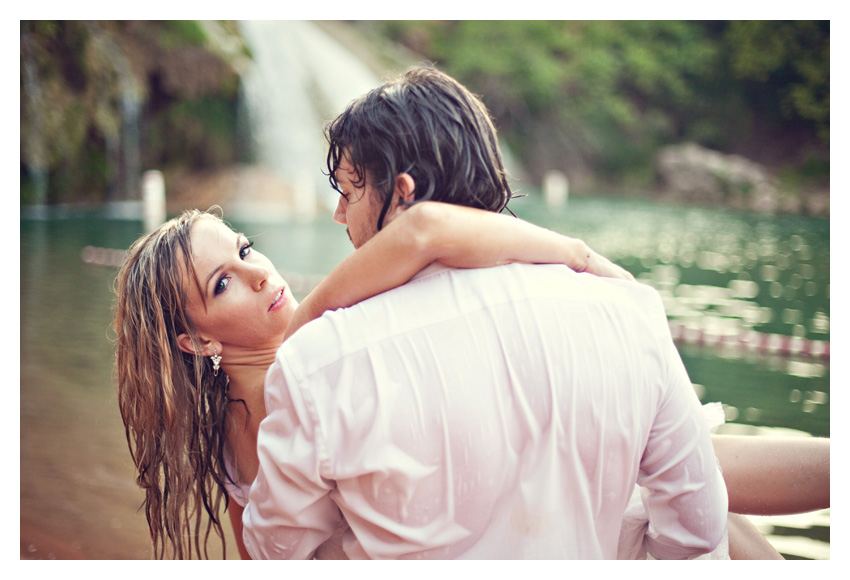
[
  {"xmin": 118, "ymin": 59, "xmax": 142, "ymax": 205},
  {"xmin": 236, "ymin": 21, "xmax": 381, "ymax": 220}
]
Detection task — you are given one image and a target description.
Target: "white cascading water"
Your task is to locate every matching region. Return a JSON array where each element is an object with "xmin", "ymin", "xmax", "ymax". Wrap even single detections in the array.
[{"xmin": 237, "ymin": 21, "xmax": 381, "ymax": 220}]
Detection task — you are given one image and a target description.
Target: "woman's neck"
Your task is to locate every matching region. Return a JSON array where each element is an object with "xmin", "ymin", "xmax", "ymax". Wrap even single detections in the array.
[
  {"xmin": 218, "ymin": 346, "xmax": 277, "ymax": 485},
  {"xmin": 219, "ymin": 345, "xmax": 278, "ymax": 402}
]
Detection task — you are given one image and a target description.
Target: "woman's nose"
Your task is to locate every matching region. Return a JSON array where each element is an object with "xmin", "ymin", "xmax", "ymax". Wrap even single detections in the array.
[
  {"xmin": 333, "ymin": 197, "xmax": 347, "ymax": 225},
  {"xmin": 247, "ymin": 263, "xmax": 269, "ymax": 291}
]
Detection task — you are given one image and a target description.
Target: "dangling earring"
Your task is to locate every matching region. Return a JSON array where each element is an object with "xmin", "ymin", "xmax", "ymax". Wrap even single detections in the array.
[{"xmin": 210, "ymin": 349, "xmax": 222, "ymax": 376}]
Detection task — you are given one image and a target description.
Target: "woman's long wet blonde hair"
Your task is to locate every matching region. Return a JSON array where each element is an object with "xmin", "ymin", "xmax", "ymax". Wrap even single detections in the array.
[{"xmin": 113, "ymin": 209, "xmax": 237, "ymax": 559}]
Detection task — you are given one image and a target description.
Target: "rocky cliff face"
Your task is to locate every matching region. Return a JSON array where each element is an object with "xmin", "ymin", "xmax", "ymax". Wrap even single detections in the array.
[
  {"xmin": 20, "ymin": 21, "xmax": 248, "ymax": 206},
  {"xmin": 655, "ymin": 143, "xmax": 829, "ymax": 217}
]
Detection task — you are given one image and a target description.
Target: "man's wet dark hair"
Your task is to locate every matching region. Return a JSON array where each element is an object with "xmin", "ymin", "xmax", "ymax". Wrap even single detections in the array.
[{"xmin": 325, "ymin": 66, "xmax": 516, "ymax": 232}]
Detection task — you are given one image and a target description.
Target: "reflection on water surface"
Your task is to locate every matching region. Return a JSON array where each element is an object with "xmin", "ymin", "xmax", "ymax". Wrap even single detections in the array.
[{"xmin": 20, "ymin": 196, "xmax": 829, "ymax": 559}]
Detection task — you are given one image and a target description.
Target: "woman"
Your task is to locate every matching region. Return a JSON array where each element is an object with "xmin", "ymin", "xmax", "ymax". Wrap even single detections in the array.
[{"xmin": 114, "ymin": 204, "xmax": 827, "ymax": 559}]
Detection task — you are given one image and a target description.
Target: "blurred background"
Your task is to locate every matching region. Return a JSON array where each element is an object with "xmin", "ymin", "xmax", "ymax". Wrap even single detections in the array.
[{"xmin": 20, "ymin": 20, "xmax": 829, "ymax": 560}]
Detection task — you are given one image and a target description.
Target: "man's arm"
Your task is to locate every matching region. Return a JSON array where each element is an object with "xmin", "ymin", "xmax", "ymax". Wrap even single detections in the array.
[
  {"xmin": 638, "ymin": 339, "xmax": 729, "ymax": 559},
  {"xmin": 241, "ymin": 356, "xmax": 342, "ymax": 559}
]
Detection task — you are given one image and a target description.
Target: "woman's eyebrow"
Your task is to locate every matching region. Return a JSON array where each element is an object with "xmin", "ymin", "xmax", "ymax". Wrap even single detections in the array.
[
  {"xmin": 204, "ymin": 264, "xmax": 224, "ymax": 297},
  {"xmin": 203, "ymin": 235, "xmax": 243, "ymax": 296}
]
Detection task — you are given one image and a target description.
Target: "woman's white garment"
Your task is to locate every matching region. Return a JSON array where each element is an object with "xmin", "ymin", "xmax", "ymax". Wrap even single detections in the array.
[{"xmin": 224, "ymin": 402, "xmax": 729, "ymax": 560}]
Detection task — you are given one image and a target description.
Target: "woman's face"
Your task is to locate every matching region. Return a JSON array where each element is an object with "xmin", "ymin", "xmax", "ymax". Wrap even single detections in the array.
[{"xmin": 182, "ymin": 218, "xmax": 297, "ymax": 355}]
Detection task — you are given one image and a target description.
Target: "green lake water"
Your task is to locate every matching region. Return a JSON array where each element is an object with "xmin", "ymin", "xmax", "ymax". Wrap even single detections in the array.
[{"xmin": 20, "ymin": 195, "xmax": 829, "ymax": 559}]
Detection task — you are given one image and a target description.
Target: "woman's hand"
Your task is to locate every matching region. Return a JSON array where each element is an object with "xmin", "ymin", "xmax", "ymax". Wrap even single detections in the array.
[
  {"xmin": 582, "ymin": 247, "xmax": 635, "ymax": 282},
  {"xmin": 406, "ymin": 202, "xmax": 635, "ymax": 282}
]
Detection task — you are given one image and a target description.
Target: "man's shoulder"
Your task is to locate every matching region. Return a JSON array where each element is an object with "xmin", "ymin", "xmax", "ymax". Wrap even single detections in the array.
[
  {"xmin": 294, "ymin": 261, "xmax": 662, "ymax": 332},
  {"xmin": 280, "ymin": 263, "xmax": 666, "ymax": 367},
  {"xmin": 281, "ymin": 265, "xmax": 463, "ymax": 354}
]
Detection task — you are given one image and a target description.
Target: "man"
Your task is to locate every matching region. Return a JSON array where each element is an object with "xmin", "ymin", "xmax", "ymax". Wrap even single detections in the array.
[{"xmin": 241, "ymin": 67, "xmax": 728, "ymax": 559}]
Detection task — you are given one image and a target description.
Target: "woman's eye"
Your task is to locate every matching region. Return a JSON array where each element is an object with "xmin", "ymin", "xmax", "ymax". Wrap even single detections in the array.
[
  {"xmin": 240, "ymin": 241, "xmax": 254, "ymax": 259},
  {"xmin": 214, "ymin": 276, "xmax": 230, "ymax": 296}
]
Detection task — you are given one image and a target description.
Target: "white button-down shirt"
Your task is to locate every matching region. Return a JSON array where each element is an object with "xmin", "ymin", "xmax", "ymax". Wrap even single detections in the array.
[{"xmin": 243, "ymin": 263, "xmax": 727, "ymax": 559}]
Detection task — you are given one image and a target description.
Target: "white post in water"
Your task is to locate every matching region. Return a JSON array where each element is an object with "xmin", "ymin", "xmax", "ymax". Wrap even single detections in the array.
[
  {"xmin": 142, "ymin": 170, "xmax": 166, "ymax": 232},
  {"xmin": 543, "ymin": 170, "xmax": 569, "ymax": 207}
]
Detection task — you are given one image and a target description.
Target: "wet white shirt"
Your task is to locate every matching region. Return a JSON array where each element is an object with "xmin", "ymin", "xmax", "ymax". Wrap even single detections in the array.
[{"xmin": 242, "ymin": 263, "xmax": 727, "ymax": 559}]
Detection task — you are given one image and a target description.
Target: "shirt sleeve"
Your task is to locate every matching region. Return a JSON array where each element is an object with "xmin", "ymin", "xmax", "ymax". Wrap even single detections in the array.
[
  {"xmin": 637, "ymin": 336, "xmax": 729, "ymax": 559},
  {"xmin": 241, "ymin": 350, "xmax": 342, "ymax": 559}
]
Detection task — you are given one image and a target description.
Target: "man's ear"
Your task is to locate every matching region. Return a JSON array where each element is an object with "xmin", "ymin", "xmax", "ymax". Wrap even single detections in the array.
[
  {"xmin": 176, "ymin": 333, "xmax": 218, "ymax": 358},
  {"xmin": 384, "ymin": 173, "xmax": 416, "ymax": 225}
]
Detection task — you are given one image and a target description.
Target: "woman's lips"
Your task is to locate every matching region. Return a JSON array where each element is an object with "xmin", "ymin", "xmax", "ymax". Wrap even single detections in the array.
[{"xmin": 269, "ymin": 288, "xmax": 287, "ymax": 312}]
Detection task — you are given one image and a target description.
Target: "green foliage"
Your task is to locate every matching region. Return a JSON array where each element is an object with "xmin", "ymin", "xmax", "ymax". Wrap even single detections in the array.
[
  {"xmin": 725, "ymin": 21, "xmax": 829, "ymax": 141},
  {"xmin": 22, "ymin": 20, "xmax": 829, "ymax": 206},
  {"xmin": 21, "ymin": 20, "xmax": 240, "ymax": 205},
  {"xmin": 145, "ymin": 97, "xmax": 239, "ymax": 170},
  {"xmin": 378, "ymin": 20, "xmax": 829, "ymax": 191},
  {"xmin": 778, "ymin": 152, "xmax": 830, "ymax": 191},
  {"xmin": 157, "ymin": 20, "xmax": 209, "ymax": 50}
]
